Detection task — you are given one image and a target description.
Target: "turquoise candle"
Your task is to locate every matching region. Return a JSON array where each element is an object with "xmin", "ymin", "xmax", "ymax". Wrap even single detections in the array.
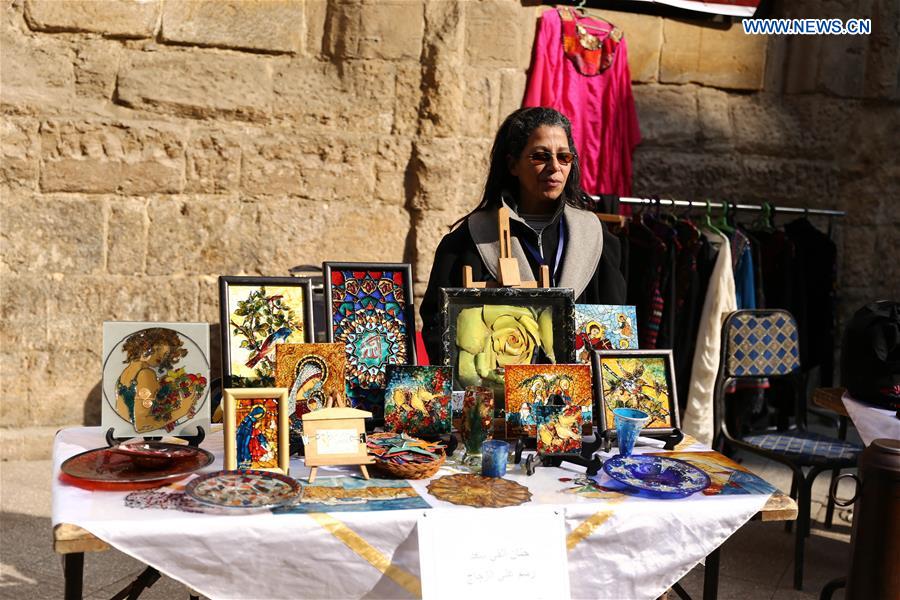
[{"xmin": 481, "ymin": 440, "xmax": 509, "ymax": 477}]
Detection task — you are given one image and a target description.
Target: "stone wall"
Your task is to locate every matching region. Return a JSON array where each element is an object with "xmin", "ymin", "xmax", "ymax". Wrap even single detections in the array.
[{"xmin": 1, "ymin": 0, "xmax": 897, "ymax": 459}]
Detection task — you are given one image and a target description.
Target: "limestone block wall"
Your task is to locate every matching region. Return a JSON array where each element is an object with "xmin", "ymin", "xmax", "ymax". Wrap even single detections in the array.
[{"xmin": 1, "ymin": 0, "xmax": 897, "ymax": 458}]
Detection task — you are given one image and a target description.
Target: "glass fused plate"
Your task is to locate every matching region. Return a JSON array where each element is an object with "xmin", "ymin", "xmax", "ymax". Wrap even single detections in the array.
[
  {"xmin": 603, "ymin": 454, "xmax": 710, "ymax": 498},
  {"xmin": 109, "ymin": 441, "xmax": 201, "ymax": 469},
  {"xmin": 61, "ymin": 446, "xmax": 214, "ymax": 483},
  {"xmin": 186, "ymin": 470, "xmax": 300, "ymax": 510}
]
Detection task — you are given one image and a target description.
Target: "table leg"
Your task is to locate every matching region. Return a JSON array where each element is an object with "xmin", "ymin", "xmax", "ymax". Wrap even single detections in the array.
[
  {"xmin": 64, "ymin": 552, "xmax": 84, "ymax": 600},
  {"xmin": 702, "ymin": 548, "xmax": 720, "ymax": 600}
]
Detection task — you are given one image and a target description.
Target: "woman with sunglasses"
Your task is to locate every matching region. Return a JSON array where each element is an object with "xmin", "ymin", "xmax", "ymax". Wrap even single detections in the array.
[{"xmin": 419, "ymin": 106, "xmax": 627, "ymax": 362}]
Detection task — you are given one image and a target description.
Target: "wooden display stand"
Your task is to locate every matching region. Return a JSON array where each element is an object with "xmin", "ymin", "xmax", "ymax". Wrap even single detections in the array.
[
  {"xmin": 462, "ymin": 207, "xmax": 551, "ymax": 289},
  {"xmin": 301, "ymin": 394, "xmax": 374, "ymax": 483}
]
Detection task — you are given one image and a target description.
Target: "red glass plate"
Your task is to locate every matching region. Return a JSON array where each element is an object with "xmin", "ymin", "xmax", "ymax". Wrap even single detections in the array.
[
  {"xmin": 61, "ymin": 446, "xmax": 215, "ymax": 484},
  {"xmin": 109, "ymin": 441, "xmax": 199, "ymax": 469}
]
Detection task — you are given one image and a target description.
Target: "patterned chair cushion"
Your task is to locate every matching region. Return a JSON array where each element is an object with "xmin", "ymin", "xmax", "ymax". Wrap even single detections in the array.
[
  {"xmin": 742, "ymin": 430, "xmax": 862, "ymax": 467},
  {"xmin": 726, "ymin": 311, "xmax": 800, "ymax": 377}
]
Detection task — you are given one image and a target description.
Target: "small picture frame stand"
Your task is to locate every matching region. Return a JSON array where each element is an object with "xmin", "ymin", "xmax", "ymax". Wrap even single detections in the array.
[
  {"xmin": 301, "ymin": 394, "xmax": 375, "ymax": 483},
  {"xmin": 105, "ymin": 427, "xmax": 206, "ymax": 449}
]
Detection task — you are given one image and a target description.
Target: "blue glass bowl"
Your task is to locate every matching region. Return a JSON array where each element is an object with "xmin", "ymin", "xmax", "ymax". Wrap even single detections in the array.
[{"xmin": 603, "ymin": 455, "xmax": 710, "ymax": 499}]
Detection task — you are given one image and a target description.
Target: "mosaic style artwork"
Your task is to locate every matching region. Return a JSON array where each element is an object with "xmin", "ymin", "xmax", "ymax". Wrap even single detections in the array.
[
  {"xmin": 275, "ymin": 343, "xmax": 347, "ymax": 428},
  {"xmin": 186, "ymin": 470, "xmax": 300, "ymax": 509},
  {"xmin": 102, "ymin": 322, "xmax": 210, "ymax": 438},
  {"xmin": 383, "ymin": 366, "xmax": 452, "ymax": 437},
  {"xmin": 598, "ymin": 355, "xmax": 674, "ymax": 430},
  {"xmin": 574, "ymin": 304, "xmax": 638, "ymax": 362},
  {"xmin": 234, "ymin": 397, "xmax": 281, "ymax": 470},
  {"xmin": 427, "ymin": 474, "xmax": 532, "ymax": 508},
  {"xmin": 535, "ymin": 404, "xmax": 583, "ymax": 454},
  {"xmin": 220, "ymin": 277, "xmax": 313, "ymax": 388},
  {"xmin": 326, "ymin": 267, "xmax": 414, "ymax": 415},
  {"xmin": 273, "ymin": 476, "xmax": 431, "ymax": 513},
  {"xmin": 660, "ymin": 451, "xmax": 777, "ymax": 496},
  {"xmin": 504, "ymin": 364, "xmax": 593, "ymax": 438}
]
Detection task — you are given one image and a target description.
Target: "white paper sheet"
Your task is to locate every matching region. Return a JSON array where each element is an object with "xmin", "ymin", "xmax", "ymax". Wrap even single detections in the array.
[{"xmin": 418, "ymin": 506, "xmax": 569, "ymax": 600}]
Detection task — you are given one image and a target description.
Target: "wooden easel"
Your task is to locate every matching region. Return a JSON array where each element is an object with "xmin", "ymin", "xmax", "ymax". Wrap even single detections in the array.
[
  {"xmin": 301, "ymin": 394, "xmax": 374, "ymax": 483},
  {"xmin": 462, "ymin": 207, "xmax": 551, "ymax": 289}
]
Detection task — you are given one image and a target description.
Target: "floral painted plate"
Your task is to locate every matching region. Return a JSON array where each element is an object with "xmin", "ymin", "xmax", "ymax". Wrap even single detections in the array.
[
  {"xmin": 61, "ymin": 446, "xmax": 214, "ymax": 484},
  {"xmin": 603, "ymin": 454, "xmax": 710, "ymax": 498},
  {"xmin": 186, "ymin": 470, "xmax": 301, "ymax": 510}
]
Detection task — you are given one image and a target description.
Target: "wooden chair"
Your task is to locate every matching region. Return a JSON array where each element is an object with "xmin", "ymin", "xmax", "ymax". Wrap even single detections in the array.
[{"xmin": 712, "ymin": 310, "xmax": 862, "ymax": 591}]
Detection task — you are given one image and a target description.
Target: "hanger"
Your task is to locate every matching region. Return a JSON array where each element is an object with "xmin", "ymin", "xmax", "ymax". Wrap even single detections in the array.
[
  {"xmin": 702, "ymin": 199, "xmax": 725, "ymax": 237},
  {"xmin": 715, "ymin": 200, "xmax": 735, "ymax": 234}
]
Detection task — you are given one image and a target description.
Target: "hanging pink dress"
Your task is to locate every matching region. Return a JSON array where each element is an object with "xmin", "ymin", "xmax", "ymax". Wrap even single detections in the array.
[{"xmin": 523, "ymin": 7, "xmax": 641, "ymax": 197}]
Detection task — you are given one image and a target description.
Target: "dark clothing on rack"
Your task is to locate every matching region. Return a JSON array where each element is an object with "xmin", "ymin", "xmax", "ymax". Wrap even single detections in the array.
[{"xmin": 625, "ymin": 221, "xmax": 667, "ymax": 349}]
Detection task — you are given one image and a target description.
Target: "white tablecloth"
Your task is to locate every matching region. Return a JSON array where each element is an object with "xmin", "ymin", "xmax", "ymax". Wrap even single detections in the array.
[
  {"xmin": 842, "ymin": 391, "xmax": 900, "ymax": 446},
  {"xmin": 52, "ymin": 428, "xmax": 773, "ymax": 600}
]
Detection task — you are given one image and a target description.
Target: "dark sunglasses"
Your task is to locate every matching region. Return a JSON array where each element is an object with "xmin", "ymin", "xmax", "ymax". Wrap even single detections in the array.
[{"xmin": 528, "ymin": 150, "xmax": 576, "ymax": 166}]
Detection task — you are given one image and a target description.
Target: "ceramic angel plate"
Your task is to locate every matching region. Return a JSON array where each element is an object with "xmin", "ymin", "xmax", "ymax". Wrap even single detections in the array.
[{"xmin": 102, "ymin": 322, "xmax": 211, "ymax": 438}]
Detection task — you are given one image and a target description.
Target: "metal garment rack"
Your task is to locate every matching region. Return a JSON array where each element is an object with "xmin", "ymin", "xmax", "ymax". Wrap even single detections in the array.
[{"xmin": 610, "ymin": 196, "xmax": 846, "ymax": 218}]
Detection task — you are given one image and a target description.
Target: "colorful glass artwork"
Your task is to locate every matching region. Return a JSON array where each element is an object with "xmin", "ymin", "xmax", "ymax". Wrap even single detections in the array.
[
  {"xmin": 598, "ymin": 354, "xmax": 674, "ymax": 430},
  {"xmin": 234, "ymin": 397, "xmax": 281, "ymax": 470},
  {"xmin": 275, "ymin": 343, "xmax": 347, "ymax": 429},
  {"xmin": 325, "ymin": 265, "xmax": 415, "ymax": 415},
  {"xmin": 274, "ymin": 476, "xmax": 431, "ymax": 513},
  {"xmin": 460, "ymin": 386, "xmax": 494, "ymax": 460},
  {"xmin": 219, "ymin": 277, "xmax": 313, "ymax": 388},
  {"xmin": 659, "ymin": 451, "xmax": 777, "ymax": 496},
  {"xmin": 186, "ymin": 470, "xmax": 300, "ymax": 510},
  {"xmin": 426, "ymin": 474, "xmax": 532, "ymax": 508},
  {"xmin": 383, "ymin": 366, "xmax": 452, "ymax": 437},
  {"xmin": 61, "ymin": 446, "xmax": 214, "ymax": 484},
  {"xmin": 504, "ymin": 364, "xmax": 593, "ymax": 438},
  {"xmin": 535, "ymin": 404, "xmax": 583, "ymax": 454},
  {"xmin": 102, "ymin": 322, "xmax": 210, "ymax": 438},
  {"xmin": 574, "ymin": 304, "xmax": 638, "ymax": 362}
]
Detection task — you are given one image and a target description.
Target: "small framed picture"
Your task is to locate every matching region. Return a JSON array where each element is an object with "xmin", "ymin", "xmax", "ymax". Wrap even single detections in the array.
[
  {"xmin": 574, "ymin": 304, "xmax": 638, "ymax": 363},
  {"xmin": 224, "ymin": 388, "xmax": 290, "ymax": 474},
  {"xmin": 441, "ymin": 287, "xmax": 576, "ymax": 399},
  {"xmin": 322, "ymin": 262, "xmax": 417, "ymax": 414},
  {"xmin": 383, "ymin": 366, "xmax": 453, "ymax": 437},
  {"xmin": 592, "ymin": 350, "xmax": 680, "ymax": 437},
  {"xmin": 219, "ymin": 276, "xmax": 315, "ymax": 388},
  {"xmin": 504, "ymin": 364, "xmax": 593, "ymax": 439},
  {"xmin": 535, "ymin": 404, "xmax": 583, "ymax": 455}
]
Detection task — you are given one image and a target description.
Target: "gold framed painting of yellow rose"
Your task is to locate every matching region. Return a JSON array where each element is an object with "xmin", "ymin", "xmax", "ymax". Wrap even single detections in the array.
[{"xmin": 439, "ymin": 288, "xmax": 576, "ymax": 400}]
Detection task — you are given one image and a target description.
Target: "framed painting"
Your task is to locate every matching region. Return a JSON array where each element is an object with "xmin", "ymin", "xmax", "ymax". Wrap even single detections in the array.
[
  {"xmin": 593, "ymin": 350, "xmax": 680, "ymax": 437},
  {"xmin": 383, "ymin": 366, "xmax": 453, "ymax": 437},
  {"xmin": 322, "ymin": 263, "xmax": 416, "ymax": 415},
  {"xmin": 101, "ymin": 322, "xmax": 211, "ymax": 439},
  {"xmin": 504, "ymin": 364, "xmax": 593, "ymax": 439},
  {"xmin": 274, "ymin": 343, "xmax": 347, "ymax": 428},
  {"xmin": 219, "ymin": 276, "xmax": 315, "ymax": 388},
  {"xmin": 440, "ymin": 287, "xmax": 576, "ymax": 400},
  {"xmin": 535, "ymin": 404, "xmax": 583, "ymax": 455},
  {"xmin": 224, "ymin": 388, "xmax": 290, "ymax": 474},
  {"xmin": 574, "ymin": 304, "xmax": 638, "ymax": 363}
]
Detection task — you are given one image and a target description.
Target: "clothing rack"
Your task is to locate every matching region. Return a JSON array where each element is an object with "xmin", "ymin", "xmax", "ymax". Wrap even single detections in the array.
[{"xmin": 611, "ymin": 196, "xmax": 846, "ymax": 218}]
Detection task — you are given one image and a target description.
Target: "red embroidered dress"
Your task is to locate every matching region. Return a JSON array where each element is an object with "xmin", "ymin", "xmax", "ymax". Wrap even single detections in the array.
[{"xmin": 523, "ymin": 8, "xmax": 640, "ymax": 196}]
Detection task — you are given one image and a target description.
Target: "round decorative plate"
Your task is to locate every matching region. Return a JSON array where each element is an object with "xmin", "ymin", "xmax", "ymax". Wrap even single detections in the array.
[
  {"xmin": 603, "ymin": 455, "xmax": 710, "ymax": 498},
  {"xmin": 185, "ymin": 470, "xmax": 301, "ymax": 510},
  {"xmin": 61, "ymin": 445, "xmax": 214, "ymax": 483},
  {"xmin": 426, "ymin": 474, "xmax": 532, "ymax": 508},
  {"xmin": 109, "ymin": 441, "xmax": 200, "ymax": 469}
]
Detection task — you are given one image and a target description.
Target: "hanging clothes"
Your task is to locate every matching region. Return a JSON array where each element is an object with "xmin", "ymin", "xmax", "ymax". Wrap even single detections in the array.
[
  {"xmin": 625, "ymin": 220, "xmax": 667, "ymax": 349},
  {"xmin": 683, "ymin": 229, "xmax": 737, "ymax": 447},
  {"xmin": 730, "ymin": 228, "xmax": 756, "ymax": 310},
  {"xmin": 522, "ymin": 7, "xmax": 641, "ymax": 196}
]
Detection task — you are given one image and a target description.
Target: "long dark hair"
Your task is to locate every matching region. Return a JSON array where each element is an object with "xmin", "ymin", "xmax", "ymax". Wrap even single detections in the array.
[{"xmin": 452, "ymin": 107, "xmax": 588, "ymax": 229}]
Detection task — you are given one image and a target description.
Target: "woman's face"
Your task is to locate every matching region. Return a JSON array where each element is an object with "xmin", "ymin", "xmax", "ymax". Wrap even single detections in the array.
[
  {"xmin": 508, "ymin": 125, "xmax": 573, "ymax": 211},
  {"xmin": 147, "ymin": 344, "xmax": 170, "ymax": 366}
]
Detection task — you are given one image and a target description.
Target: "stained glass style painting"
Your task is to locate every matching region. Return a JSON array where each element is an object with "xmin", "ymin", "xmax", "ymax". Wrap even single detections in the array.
[
  {"xmin": 219, "ymin": 276, "xmax": 314, "ymax": 388},
  {"xmin": 574, "ymin": 304, "xmax": 638, "ymax": 363},
  {"xmin": 323, "ymin": 263, "xmax": 416, "ymax": 417},
  {"xmin": 274, "ymin": 343, "xmax": 347, "ymax": 429},
  {"xmin": 383, "ymin": 366, "xmax": 452, "ymax": 437},
  {"xmin": 535, "ymin": 404, "xmax": 583, "ymax": 454},
  {"xmin": 101, "ymin": 322, "xmax": 210, "ymax": 438},
  {"xmin": 504, "ymin": 364, "xmax": 593, "ymax": 438},
  {"xmin": 596, "ymin": 351, "xmax": 678, "ymax": 432},
  {"xmin": 224, "ymin": 388, "xmax": 290, "ymax": 474}
]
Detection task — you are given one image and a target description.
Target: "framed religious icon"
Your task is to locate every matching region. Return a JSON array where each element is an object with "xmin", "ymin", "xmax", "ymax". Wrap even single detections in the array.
[
  {"xmin": 592, "ymin": 349, "xmax": 680, "ymax": 439},
  {"xmin": 274, "ymin": 343, "xmax": 347, "ymax": 430},
  {"xmin": 224, "ymin": 388, "xmax": 290, "ymax": 474},
  {"xmin": 383, "ymin": 366, "xmax": 453, "ymax": 437},
  {"xmin": 440, "ymin": 287, "xmax": 576, "ymax": 402},
  {"xmin": 101, "ymin": 322, "xmax": 211, "ymax": 439},
  {"xmin": 504, "ymin": 364, "xmax": 593, "ymax": 440},
  {"xmin": 322, "ymin": 262, "xmax": 417, "ymax": 416},
  {"xmin": 219, "ymin": 276, "xmax": 315, "ymax": 388},
  {"xmin": 574, "ymin": 304, "xmax": 638, "ymax": 363}
]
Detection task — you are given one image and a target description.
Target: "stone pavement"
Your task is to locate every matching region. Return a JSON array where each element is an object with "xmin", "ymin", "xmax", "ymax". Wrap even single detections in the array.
[{"xmin": 1, "ymin": 439, "xmax": 858, "ymax": 600}]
